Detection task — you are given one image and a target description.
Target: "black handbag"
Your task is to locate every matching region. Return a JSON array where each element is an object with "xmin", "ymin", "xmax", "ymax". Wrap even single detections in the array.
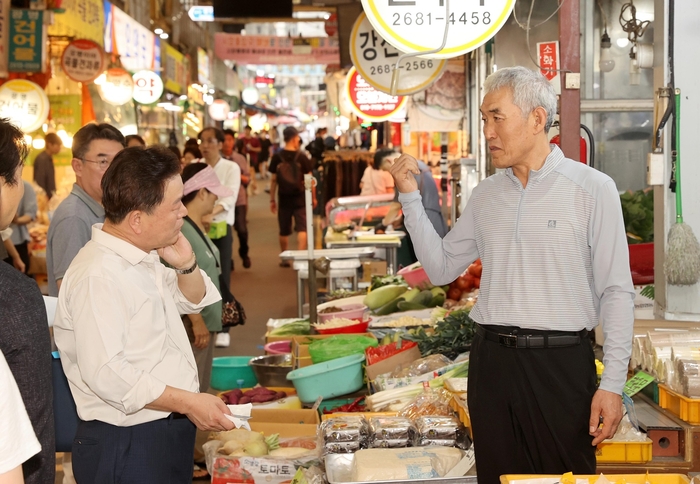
[{"xmin": 184, "ymin": 217, "xmax": 246, "ymax": 328}]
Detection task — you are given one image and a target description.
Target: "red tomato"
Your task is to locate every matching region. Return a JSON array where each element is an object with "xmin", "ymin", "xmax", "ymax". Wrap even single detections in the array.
[
  {"xmin": 468, "ymin": 263, "xmax": 482, "ymax": 278},
  {"xmin": 473, "ymin": 277, "xmax": 481, "ymax": 289},
  {"xmin": 447, "ymin": 287, "xmax": 462, "ymax": 300},
  {"xmin": 456, "ymin": 274, "xmax": 474, "ymax": 291}
]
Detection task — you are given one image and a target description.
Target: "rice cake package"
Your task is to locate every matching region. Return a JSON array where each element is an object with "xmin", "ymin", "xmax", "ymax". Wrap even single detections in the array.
[
  {"xmin": 350, "ymin": 447, "xmax": 463, "ymax": 481},
  {"xmin": 320, "ymin": 416, "xmax": 368, "ymax": 443},
  {"xmin": 414, "ymin": 416, "xmax": 460, "ymax": 441},
  {"xmin": 369, "ymin": 417, "xmax": 415, "ymax": 441}
]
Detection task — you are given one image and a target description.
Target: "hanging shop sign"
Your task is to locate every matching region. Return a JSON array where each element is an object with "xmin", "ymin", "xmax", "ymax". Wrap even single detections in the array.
[
  {"xmin": 98, "ymin": 67, "xmax": 134, "ymax": 106},
  {"xmin": 361, "ymin": 0, "xmax": 515, "ymax": 59},
  {"xmin": 8, "ymin": 9, "xmax": 46, "ymax": 73},
  {"xmin": 537, "ymin": 41, "xmax": 561, "ymax": 95},
  {"xmin": 61, "ymin": 39, "xmax": 105, "ymax": 83},
  {"xmin": 214, "ymin": 33, "xmax": 339, "ymax": 65},
  {"xmin": 0, "ymin": 79, "xmax": 49, "ymax": 132},
  {"xmin": 350, "ymin": 12, "xmax": 446, "ymax": 96},
  {"xmin": 325, "ymin": 13, "xmax": 338, "ymax": 37},
  {"xmin": 0, "ymin": 0, "xmax": 11, "ymax": 77},
  {"xmin": 103, "ymin": 1, "xmax": 159, "ymax": 72},
  {"xmin": 132, "ymin": 70, "xmax": 163, "ymax": 104},
  {"xmin": 345, "ymin": 66, "xmax": 407, "ymax": 122},
  {"xmin": 163, "ymin": 43, "xmax": 188, "ymax": 95},
  {"xmin": 208, "ymin": 99, "xmax": 230, "ymax": 121},
  {"xmin": 197, "ymin": 47, "xmax": 211, "ymax": 86},
  {"xmin": 48, "ymin": 0, "xmax": 104, "ymax": 47}
]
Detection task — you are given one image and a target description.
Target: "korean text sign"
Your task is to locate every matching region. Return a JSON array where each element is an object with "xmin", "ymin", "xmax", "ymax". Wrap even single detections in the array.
[{"xmin": 9, "ymin": 9, "xmax": 45, "ymax": 73}]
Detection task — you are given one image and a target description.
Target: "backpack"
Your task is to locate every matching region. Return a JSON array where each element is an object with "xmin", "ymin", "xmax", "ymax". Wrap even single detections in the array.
[{"xmin": 276, "ymin": 151, "xmax": 305, "ymax": 196}]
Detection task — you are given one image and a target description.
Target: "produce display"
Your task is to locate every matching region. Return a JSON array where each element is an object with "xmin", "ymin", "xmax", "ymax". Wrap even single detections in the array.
[
  {"xmin": 322, "ymin": 397, "xmax": 367, "ymax": 414},
  {"xmin": 268, "ymin": 320, "xmax": 311, "ymax": 336},
  {"xmin": 403, "ymin": 309, "xmax": 476, "ymax": 360},
  {"xmin": 220, "ymin": 387, "xmax": 287, "ymax": 405},
  {"xmin": 307, "ymin": 335, "xmax": 378, "ymax": 364},
  {"xmin": 620, "ymin": 188, "xmax": 654, "ymax": 243},
  {"xmin": 366, "ymin": 340, "xmax": 418, "ymax": 366},
  {"xmin": 446, "ymin": 259, "xmax": 482, "ymax": 302},
  {"xmin": 210, "ymin": 429, "xmax": 281, "ymax": 457}
]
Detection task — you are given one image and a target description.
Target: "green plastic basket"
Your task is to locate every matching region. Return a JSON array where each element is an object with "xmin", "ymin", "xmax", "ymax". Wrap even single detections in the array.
[{"xmin": 211, "ymin": 356, "xmax": 257, "ymax": 391}]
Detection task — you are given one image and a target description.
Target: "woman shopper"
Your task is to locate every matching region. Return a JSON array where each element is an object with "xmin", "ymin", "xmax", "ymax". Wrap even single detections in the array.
[
  {"xmin": 0, "ymin": 118, "xmax": 54, "ymax": 484},
  {"xmin": 180, "ymin": 163, "xmax": 233, "ymax": 480}
]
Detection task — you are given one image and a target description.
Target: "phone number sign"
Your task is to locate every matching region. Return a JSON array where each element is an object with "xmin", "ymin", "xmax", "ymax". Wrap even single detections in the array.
[
  {"xmin": 351, "ymin": 12, "xmax": 446, "ymax": 95},
  {"xmin": 361, "ymin": 0, "xmax": 515, "ymax": 59},
  {"xmin": 345, "ymin": 66, "xmax": 407, "ymax": 122}
]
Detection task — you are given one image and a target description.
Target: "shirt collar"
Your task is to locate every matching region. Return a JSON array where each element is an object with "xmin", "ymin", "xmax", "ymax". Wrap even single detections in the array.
[
  {"xmin": 506, "ymin": 144, "xmax": 565, "ymax": 185},
  {"xmin": 91, "ymin": 224, "xmax": 151, "ymax": 266},
  {"xmin": 71, "ymin": 183, "xmax": 105, "ymax": 218}
]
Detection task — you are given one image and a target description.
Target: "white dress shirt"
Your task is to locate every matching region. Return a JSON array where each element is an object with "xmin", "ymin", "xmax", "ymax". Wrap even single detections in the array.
[
  {"xmin": 211, "ymin": 157, "xmax": 241, "ymax": 226},
  {"xmin": 54, "ymin": 225, "xmax": 221, "ymax": 427},
  {"xmin": 0, "ymin": 351, "xmax": 41, "ymax": 475}
]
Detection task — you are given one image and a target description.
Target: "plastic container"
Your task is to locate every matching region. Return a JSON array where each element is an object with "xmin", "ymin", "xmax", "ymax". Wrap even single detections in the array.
[
  {"xmin": 629, "ymin": 242, "xmax": 654, "ymax": 285},
  {"xmin": 397, "ymin": 264, "xmax": 431, "ymax": 289},
  {"xmin": 210, "ymin": 356, "xmax": 257, "ymax": 391},
  {"xmin": 658, "ymin": 384, "xmax": 700, "ymax": 424},
  {"xmin": 287, "ymin": 353, "xmax": 365, "ymax": 403},
  {"xmin": 318, "ymin": 304, "xmax": 368, "ymax": 323},
  {"xmin": 263, "ymin": 340, "xmax": 292, "ymax": 355},
  {"xmin": 249, "ymin": 354, "xmax": 293, "ymax": 387},
  {"xmin": 315, "ymin": 320, "xmax": 370, "ymax": 335},
  {"xmin": 595, "ymin": 439, "xmax": 653, "ymax": 463}
]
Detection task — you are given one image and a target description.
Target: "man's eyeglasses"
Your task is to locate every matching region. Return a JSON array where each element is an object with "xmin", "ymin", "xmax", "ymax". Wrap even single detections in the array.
[{"xmin": 83, "ymin": 158, "xmax": 112, "ymax": 170}]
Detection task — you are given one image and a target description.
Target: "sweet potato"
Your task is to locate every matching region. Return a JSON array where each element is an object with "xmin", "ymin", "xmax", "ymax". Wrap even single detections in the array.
[{"xmin": 238, "ymin": 395, "xmax": 252, "ymax": 404}]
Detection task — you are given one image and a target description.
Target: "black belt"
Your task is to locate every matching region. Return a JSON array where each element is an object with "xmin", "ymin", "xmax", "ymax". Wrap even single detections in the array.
[{"xmin": 475, "ymin": 324, "xmax": 587, "ymax": 349}]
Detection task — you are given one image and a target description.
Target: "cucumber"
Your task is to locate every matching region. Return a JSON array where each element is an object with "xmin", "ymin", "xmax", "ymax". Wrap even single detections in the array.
[
  {"xmin": 397, "ymin": 301, "xmax": 427, "ymax": 311},
  {"xmin": 401, "ymin": 287, "xmax": 421, "ymax": 303},
  {"xmin": 363, "ymin": 284, "xmax": 408, "ymax": 310},
  {"xmin": 374, "ymin": 296, "xmax": 403, "ymax": 316},
  {"xmin": 430, "ymin": 286, "xmax": 446, "ymax": 297},
  {"xmin": 428, "ymin": 293, "xmax": 445, "ymax": 308}
]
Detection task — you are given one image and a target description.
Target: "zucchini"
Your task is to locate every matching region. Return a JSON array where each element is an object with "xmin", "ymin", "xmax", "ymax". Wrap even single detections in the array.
[
  {"xmin": 397, "ymin": 301, "xmax": 427, "ymax": 311},
  {"xmin": 363, "ymin": 284, "xmax": 408, "ymax": 310}
]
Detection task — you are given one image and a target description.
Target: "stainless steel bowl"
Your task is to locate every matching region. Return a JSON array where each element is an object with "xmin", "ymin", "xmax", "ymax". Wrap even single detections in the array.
[{"xmin": 249, "ymin": 354, "xmax": 293, "ymax": 388}]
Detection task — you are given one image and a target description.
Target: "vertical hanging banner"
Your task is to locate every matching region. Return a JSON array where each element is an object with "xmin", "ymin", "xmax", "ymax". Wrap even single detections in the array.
[
  {"xmin": 0, "ymin": 0, "xmax": 10, "ymax": 77},
  {"xmin": 361, "ymin": 0, "xmax": 515, "ymax": 59},
  {"xmin": 103, "ymin": 0, "xmax": 159, "ymax": 72},
  {"xmin": 537, "ymin": 41, "xmax": 561, "ymax": 95},
  {"xmin": 8, "ymin": 9, "xmax": 45, "ymax": 73},
  {"xmin": 49, "ymin": 0, "xmax": 104, "ymax": 47},
  {"xmin": 163, "ymin": 43, "xmax": 188, "ymax": 95}
]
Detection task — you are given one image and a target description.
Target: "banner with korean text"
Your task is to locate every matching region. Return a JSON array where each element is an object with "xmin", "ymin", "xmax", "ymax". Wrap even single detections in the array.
[{"xmin": 214, "ymin": 33, "xmax": 339, "ymax": 65}]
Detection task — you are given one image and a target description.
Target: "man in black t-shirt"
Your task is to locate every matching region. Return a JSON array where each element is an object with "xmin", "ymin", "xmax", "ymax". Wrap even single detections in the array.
[{"xmin": 269, "ymin": 127, "xmax": 316, "ymax": 267}]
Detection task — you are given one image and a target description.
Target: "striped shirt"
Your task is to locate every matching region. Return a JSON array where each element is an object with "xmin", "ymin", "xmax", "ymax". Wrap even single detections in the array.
[{"xmin": 399, "ymin": 145, "xmax": 635, "ymax": 394}]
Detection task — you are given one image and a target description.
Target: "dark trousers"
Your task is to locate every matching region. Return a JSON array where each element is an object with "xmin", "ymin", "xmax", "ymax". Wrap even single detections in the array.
[
  {"xmin": 467, "ymin": 325, "xmax": 597, "ymax": 484},
  {"xmin": 72, "ymin": 415, "xmax": 196, "ymax": 484},
  {"xmin": 3, "ymin": 241, "xmax": 31, "ymax": 275},
  {"xmin": 212, "ymin": 224, "xmax": 233, "ymax": 293},
  {"xmin": 234, "ymin": 205, "xmax": 249, "ymax": 259}
]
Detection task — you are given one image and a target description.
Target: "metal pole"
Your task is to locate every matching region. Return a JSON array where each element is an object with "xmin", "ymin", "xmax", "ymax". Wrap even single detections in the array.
[
  {"xmin": 304, "ymin": 174, "xmax": 317, "ymax": 325},
  {"xmin": 558, "ymin": 0, "xmax": 581, "ymax": 160}
]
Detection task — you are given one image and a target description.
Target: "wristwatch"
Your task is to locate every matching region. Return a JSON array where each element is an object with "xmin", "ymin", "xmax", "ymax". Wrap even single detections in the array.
[{"xmin": 174, "ymin": 255, "xmax": 198, "ymax": 275}]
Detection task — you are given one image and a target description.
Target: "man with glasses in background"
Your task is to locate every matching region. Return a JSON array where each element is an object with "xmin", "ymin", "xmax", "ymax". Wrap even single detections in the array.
[{"xmin": 47, "ymin": 123, "xmax": 125, "ymax": 297}]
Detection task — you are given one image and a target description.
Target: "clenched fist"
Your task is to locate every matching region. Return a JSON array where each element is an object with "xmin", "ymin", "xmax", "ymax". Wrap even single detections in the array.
[{"xmin": 388, "ymin": 153, "xmax": 421, "ymax": 193}]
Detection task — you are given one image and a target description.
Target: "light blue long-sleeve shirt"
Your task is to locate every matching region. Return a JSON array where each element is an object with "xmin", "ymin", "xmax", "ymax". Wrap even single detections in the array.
[{"xmin": 399, "ymin": 145, "xmax": 635, "ymax": 395}]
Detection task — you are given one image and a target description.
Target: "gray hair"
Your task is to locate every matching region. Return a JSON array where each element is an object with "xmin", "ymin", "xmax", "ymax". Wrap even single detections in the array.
[{"xmin": 484, "ymin": 66, "xmax": 558, "ymax": 132}]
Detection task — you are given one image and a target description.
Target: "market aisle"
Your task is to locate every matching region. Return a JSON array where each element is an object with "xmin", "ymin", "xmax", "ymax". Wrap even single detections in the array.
[{"xmin": 215, "ymin": 186, "xmax": 302, "ymax": 360}]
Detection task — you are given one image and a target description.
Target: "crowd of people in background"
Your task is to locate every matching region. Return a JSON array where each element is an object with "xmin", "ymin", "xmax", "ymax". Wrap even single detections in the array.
[{"xmin": 0, "ymin": 119, "xmax": 337, "ymax": 483}]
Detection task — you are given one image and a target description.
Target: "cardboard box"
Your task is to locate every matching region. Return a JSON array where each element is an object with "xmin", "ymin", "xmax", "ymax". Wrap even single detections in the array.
[
  {"xmin": 361, "ymin": 260, "xmax": 388, "ymax": 282},
  {"xmin": 249, "ymin": 407, "xmax": 320, "ymax": 438},
  {"xmin": 365, "ymin": 345, "xmax": 421, "ymax": 381},
  {"xmin": 291, "ymin": 333, "xmax": 377, "ymax": 368}
]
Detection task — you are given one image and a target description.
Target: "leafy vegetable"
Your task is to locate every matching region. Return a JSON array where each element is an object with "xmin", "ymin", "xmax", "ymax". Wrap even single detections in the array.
[
  {"xmin": 268, "ymin": 320, "xmax": 311, "ymax": 336},
  {"xmin": 370, "ymin": 274, "xmax": 406, "ymax": 291},
  {"xmin": 640, "ymin": 285, "xmax": 654, "ymax": 300},
  {"xmin": 402, "ymin": 309, "xmax": 475, "ymax": 360},
  {"xmin": 620, "ymin": 189, "xmax": 654, "ymax": 244}
]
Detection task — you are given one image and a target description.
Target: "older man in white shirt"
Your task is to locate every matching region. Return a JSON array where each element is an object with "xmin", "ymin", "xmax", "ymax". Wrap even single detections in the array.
[{"xmin": 54, "ymin": 146, "xmax": 235, "ymax": 484}]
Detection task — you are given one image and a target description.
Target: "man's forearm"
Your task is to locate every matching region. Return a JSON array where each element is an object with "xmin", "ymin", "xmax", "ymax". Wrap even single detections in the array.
[
  {"xmin": 145, "ymin": 385, "xmax": 194, "ymax": 414},
  {"xmin": 177, "ymin": 267, "xmax": 207, "ymax": 304}
]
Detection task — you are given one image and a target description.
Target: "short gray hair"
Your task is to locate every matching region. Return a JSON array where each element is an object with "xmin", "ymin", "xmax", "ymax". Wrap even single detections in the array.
[{"xmin": 484, "ymin": 66, "xmax": 558, "ymax": 132}]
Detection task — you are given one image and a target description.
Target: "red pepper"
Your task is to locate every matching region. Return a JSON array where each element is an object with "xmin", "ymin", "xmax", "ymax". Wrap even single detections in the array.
[{"xmin": 365, "ymin": 341, "xmax": 417, "ymax": 365}]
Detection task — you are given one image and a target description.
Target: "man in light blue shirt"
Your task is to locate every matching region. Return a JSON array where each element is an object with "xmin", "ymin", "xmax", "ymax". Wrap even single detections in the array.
[{"xmin": 390, "ymin": 66, "xmax": 634, "ymax": 482}]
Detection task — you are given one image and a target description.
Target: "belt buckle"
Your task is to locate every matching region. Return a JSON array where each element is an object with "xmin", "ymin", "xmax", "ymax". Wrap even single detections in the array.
[{"xmin": 498, "ymin": 334, "xmax": 518, "ymax": 348}]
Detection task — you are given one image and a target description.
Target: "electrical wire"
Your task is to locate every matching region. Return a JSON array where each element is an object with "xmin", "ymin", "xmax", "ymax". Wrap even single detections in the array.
[
  {"xmin": 513, "ymin": 0, "xmax": 573, "ymax": 74},
  {"xmin": 596, "ymin": 0, "xmax": 609, "ymax": 31},
  {"xmin": 619, "ymin": 1, "xmax": 651, "ymax": 43}
]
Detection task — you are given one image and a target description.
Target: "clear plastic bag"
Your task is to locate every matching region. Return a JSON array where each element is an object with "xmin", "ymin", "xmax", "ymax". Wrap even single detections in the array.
[
  {"xmin": 398, "ymin": 386, "xmax": 454, "ymax": 419},
  {"xmin": 391, "ymin": 354, "xmax": 452, "ymax": 378},
  {"xmin": 308, "ymin": 335, "xmax": 377, "ymax": 364}
]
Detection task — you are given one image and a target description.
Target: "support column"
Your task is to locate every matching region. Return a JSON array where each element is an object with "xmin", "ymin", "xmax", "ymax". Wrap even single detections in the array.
[{"xmin": 558, "ymin": 0, "xmax": 581, "ymax": 161}]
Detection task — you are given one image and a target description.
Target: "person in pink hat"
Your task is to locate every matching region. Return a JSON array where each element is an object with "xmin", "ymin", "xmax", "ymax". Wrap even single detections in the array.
[{"xmin": 179, "ymin": 162, "xmax": 234, "ymax": 480}]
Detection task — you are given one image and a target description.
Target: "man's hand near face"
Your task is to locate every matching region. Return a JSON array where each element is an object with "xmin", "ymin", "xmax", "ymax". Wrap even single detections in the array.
[{"xmin": 387, "ymin": 154, "xmax": 420, "ymax": 193}]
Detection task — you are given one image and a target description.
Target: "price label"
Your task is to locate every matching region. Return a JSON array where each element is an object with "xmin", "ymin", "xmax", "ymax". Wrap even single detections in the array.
[
  {"xmin": 623, "ymin": 371, "xmax": 655, "ymax": 398},
  {"xmin": 350, "ymin": 12, "xmax": 446, "ymax": 95},
  {"xmin": 345, "ymin": 66, "xmax": 407, "ymax": 122},
  {"xmin": 361, "ymin": 0, "xmax": 515, "ymax": 59}
]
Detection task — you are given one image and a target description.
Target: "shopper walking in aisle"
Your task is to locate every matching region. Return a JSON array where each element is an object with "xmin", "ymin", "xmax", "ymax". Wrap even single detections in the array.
[
  {"xmin": 47, "ymin": 123, "xmax": 125, "ymax": 296},
  {"xmin": 33, "ymin": 132, "xmax": 62, "ymax": 199},
  {"xmin": 0, "ymin": 119, "xmax": 55, "ymax": 484},
  {"xmin": 54, "ymin": 146, "xmax": 234, "ymax": 484},
  {"xmin": 222, "ymin": 129, "xmax": 236, "ymax": 160},
  {"xmin": 269, "ymin": 127, "xmax": 316, "ymax": 266},
  {"xmin": 198, "ymin": 127, "xmax": 240, "ymax": 348},
  {"xmin": 389, "ymin": 66, "xmax": 634, "ymax": 483},
  {"xmin": 241, "ymin": 126, "xmax": 261, "ymax": 190},
  {"xmin": 232, "ymin": 139, "xmax": 252, "ymax": 268},
  {"xmin": 258, "ymin": 129, "xmax": 272, "ymax": 181},
  {"xmin": 306, "ymin": 127, "xmax": 326, "ymax": 168},
  {"xmin": 125, "ymin": 134, "xmax": 146, "ymax": 148},
  {"xmin": 4, "ymin": 180, "xmax": 37, "ymax": 274}
]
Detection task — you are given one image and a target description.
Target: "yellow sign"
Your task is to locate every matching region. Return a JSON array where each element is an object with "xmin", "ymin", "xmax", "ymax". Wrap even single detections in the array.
[
  {"xmin": 163, "ymin": 43, "xmax": 188, "ymax": 95},
  {"xmin": 49, "ymin": 0, "xmax": 105, "ymax": 47}
]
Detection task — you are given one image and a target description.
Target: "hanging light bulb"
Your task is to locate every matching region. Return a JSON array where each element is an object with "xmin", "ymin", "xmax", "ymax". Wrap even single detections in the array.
[
  {"xmin": 599, "ymin": 30, "xmax": 615, "ymax": 73},
  {"xmin": 629, "ymin": 46, "xmax": 641, "ymax": 85}
]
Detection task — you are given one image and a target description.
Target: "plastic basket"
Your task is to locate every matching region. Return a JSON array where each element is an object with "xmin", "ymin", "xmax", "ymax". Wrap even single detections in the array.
[
  {"xmin": 595, "ymin": 439, "xmax": 653, "ymax": 463},
  {"xmin": 629, "ymin": 242, "xmax": 654, "ymax": 285},
  {"xmin": 658, "ymin": 384, "xmax": 700, "ymax": 425}
]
